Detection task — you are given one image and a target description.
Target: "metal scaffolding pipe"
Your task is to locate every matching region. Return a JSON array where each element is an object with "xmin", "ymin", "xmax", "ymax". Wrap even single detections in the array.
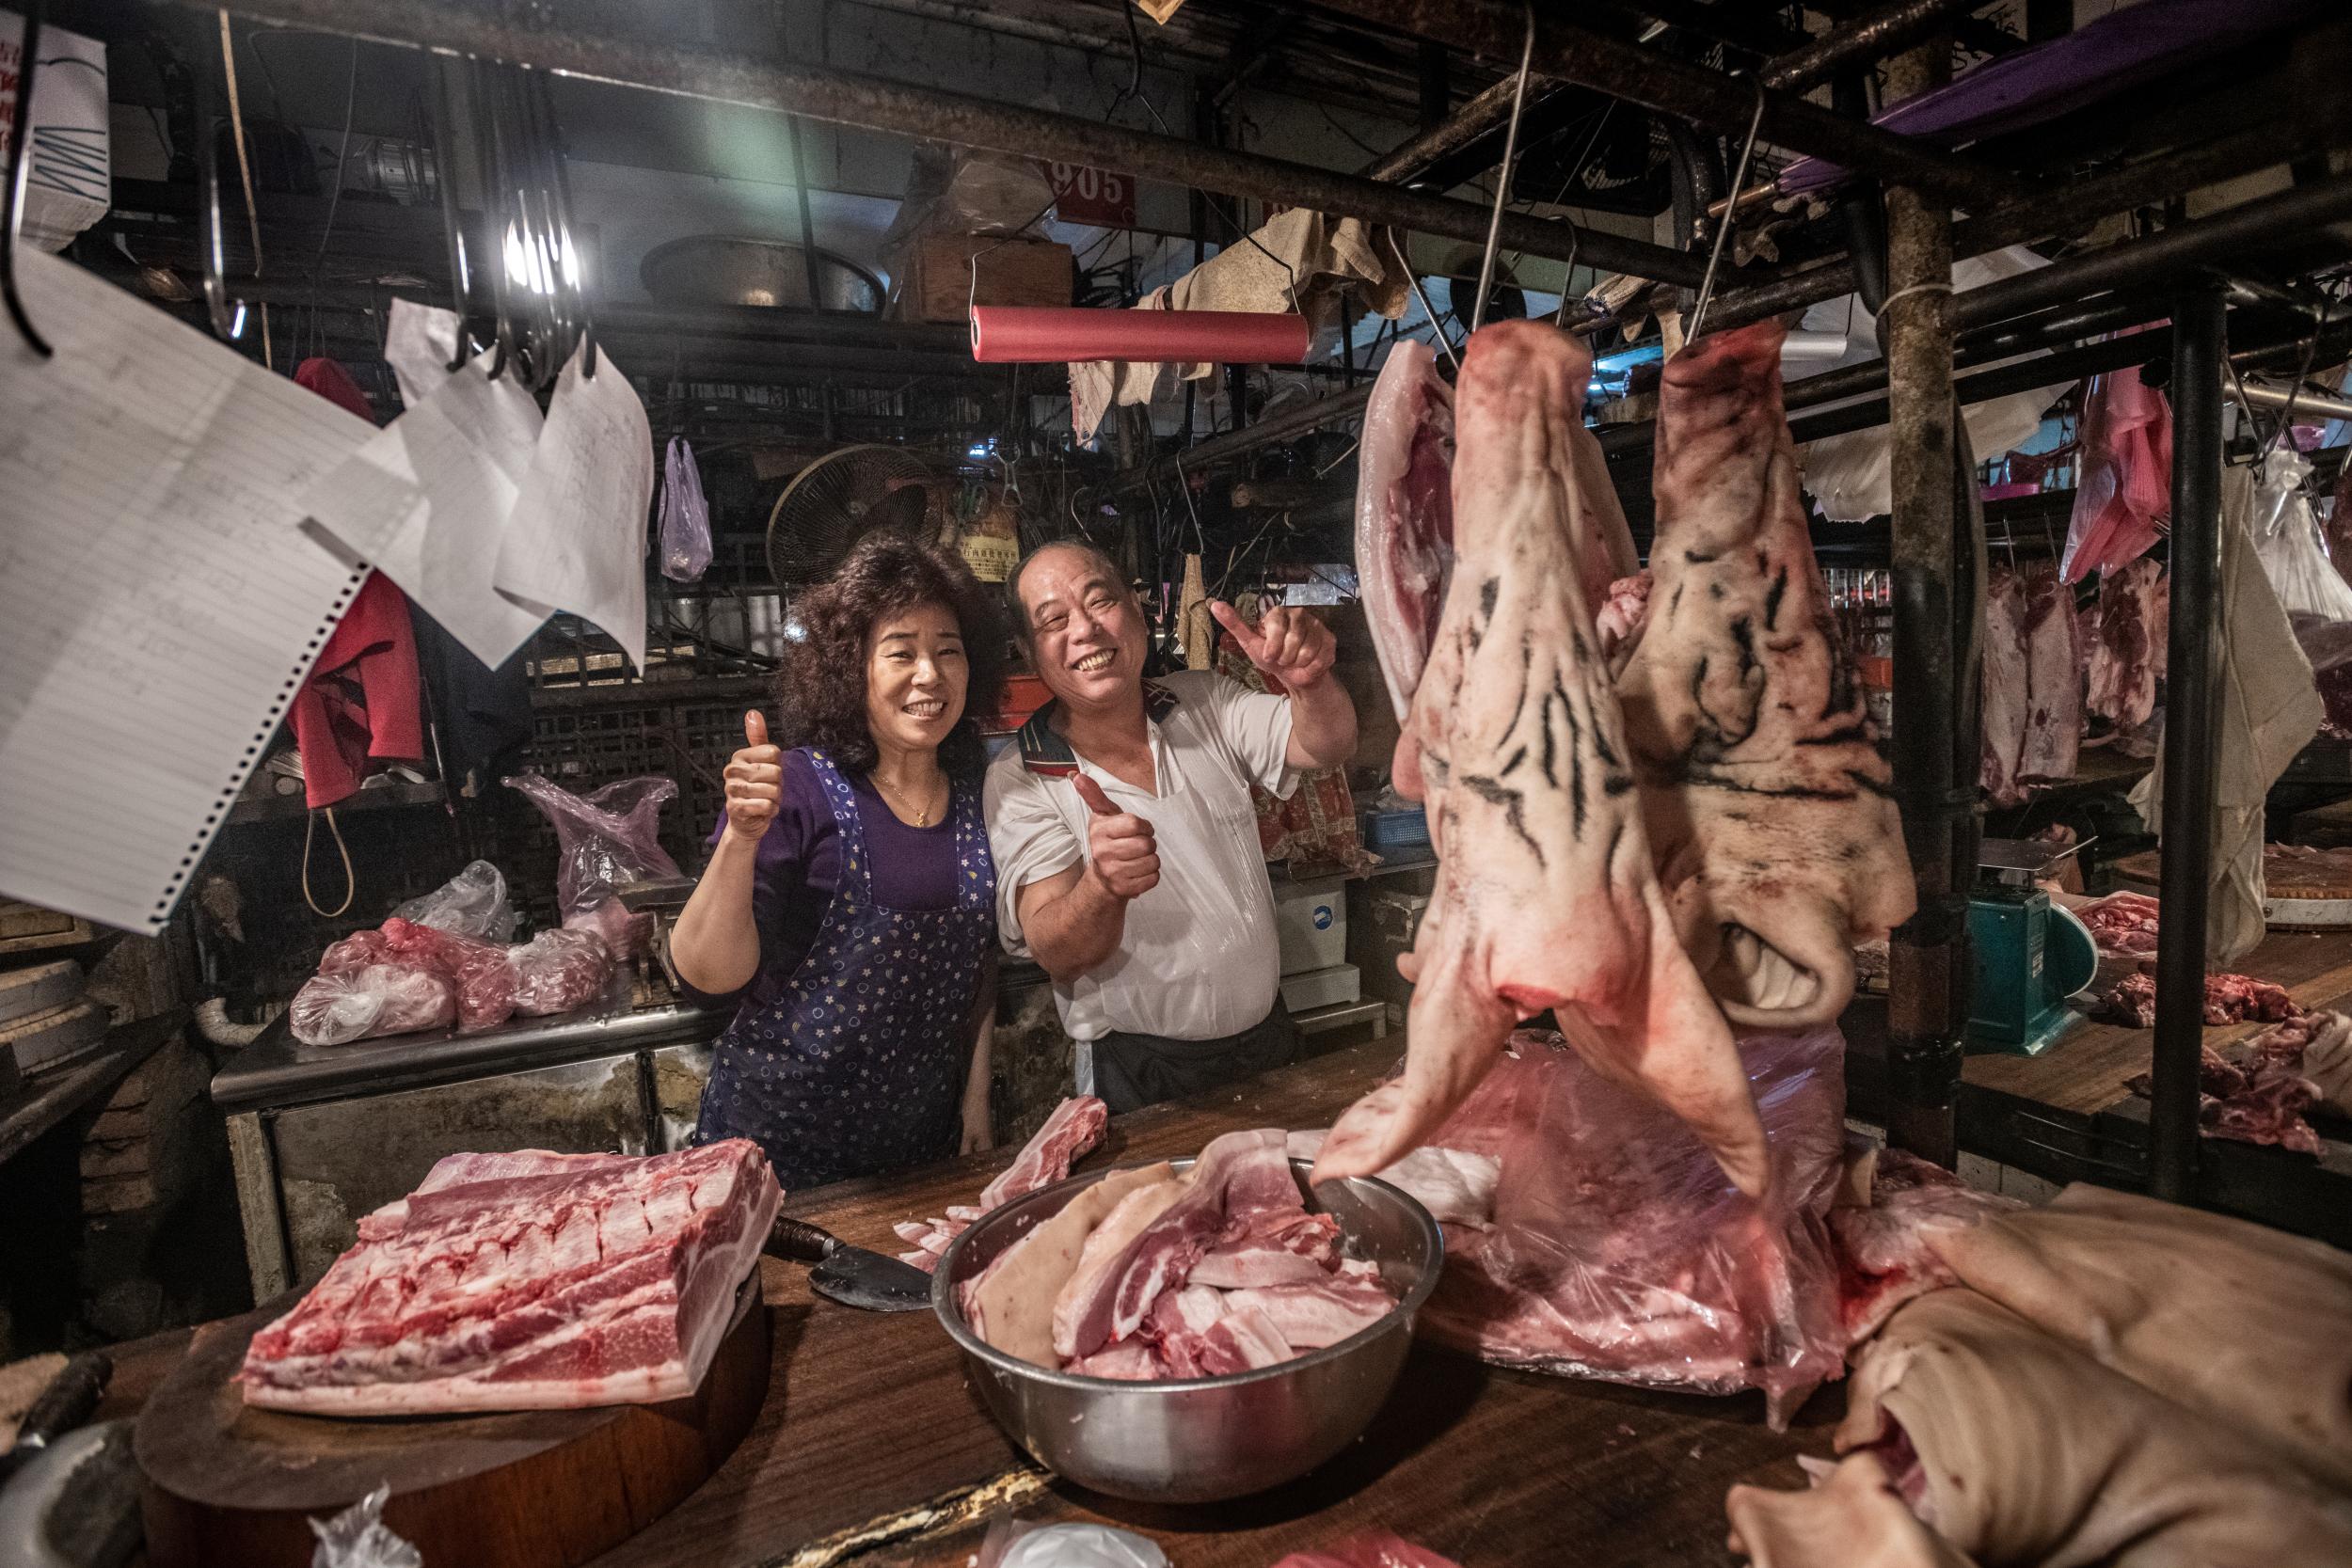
[
  {"xmin": 193, "ymin": 0, "xmax": 1700, "ymax": 283},
  {"xmin": 1763, "ymin": 0, "xmax": 1992, "ymax": 93},
  {"xmin": 1308, "ymin": 0, "xmax": 2022, "ymax": 208},
  {"xmin": 1704, "ymin": 104, "xmax": 2352, "ymax": 332},
  {"xmin": 1879, "ymin": 38, "xmax": 1973, "ymax": 1172},
  {"xmin": 1362, "ymin": 75, "xmax": 1529, "ymax": 182},
  {"xmin": 2149, "ymin": 282, "xmax": 2227, "ymax": 1206}
]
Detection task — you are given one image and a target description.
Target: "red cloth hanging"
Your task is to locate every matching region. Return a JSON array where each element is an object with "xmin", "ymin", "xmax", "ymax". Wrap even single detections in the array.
[
  {"xmin": 285, "ymin": 358, "xmax": 422, "ymax": 807},
  {"xmin": 290, "ymin": 573, "xmax": 426, "ymax": 808}
]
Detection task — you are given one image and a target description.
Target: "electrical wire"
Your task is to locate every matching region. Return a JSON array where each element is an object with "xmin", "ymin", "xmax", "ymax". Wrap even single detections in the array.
[
  {"xmin": 216, "ymin": 9, "xmax": 271, "ymax": 367},
  {"xmin": 310, "ymin": 39, "xmax": 359, "ymax": 283}
]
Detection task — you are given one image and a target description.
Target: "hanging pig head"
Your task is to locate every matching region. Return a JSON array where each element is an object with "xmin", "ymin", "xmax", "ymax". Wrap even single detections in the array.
[
  {"xmin": 1323, "ymin": 321, "xmax": 1770, "ymax": 1199},
  {"xmin": 1615, "ymin": 321, "xmax": 1916, "ymax": 1030}
]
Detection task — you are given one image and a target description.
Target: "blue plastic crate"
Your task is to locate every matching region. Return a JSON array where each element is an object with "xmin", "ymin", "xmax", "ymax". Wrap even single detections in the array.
[{"xmin": 1361, "ymin": 806, "xmax": 1430, "ymax": 854}]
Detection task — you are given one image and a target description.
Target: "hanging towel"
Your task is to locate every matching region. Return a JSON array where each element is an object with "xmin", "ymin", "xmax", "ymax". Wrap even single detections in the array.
[
  {"xmin": 289, "ymin": 572, "xmax": 426, "ymax": 809},
  {"xmin": 2130, "ymin": 464, "xmax": 2323, "ymax": 964}
]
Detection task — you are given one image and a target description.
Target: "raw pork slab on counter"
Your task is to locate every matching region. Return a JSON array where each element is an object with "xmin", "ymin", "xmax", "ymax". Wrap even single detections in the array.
[
  {"xmin": 956, "ymin": 1128, "xmax": 1401, "ymax": 1382},
  {"xmin": 897, "ymin": 1096, "xmax": 1108, "ymax": 1270},
  {"xmin": 240, "ymin": 1140, "xmax": 781, "ymax": 1414}
]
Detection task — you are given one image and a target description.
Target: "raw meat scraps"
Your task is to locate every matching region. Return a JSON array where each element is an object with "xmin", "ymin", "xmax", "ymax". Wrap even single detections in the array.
[
  {"xmin": 2120, "ymin": 1007, "xmax": 2344, "ymax": 1156},
  {"xmin": 240, "ymin": 1139, "xmax": 781, "ymax": 1414},
  {"xmin": 1268, "ymin": 1534, "xmax": 1463, "ymax": 1568},
  {"xmin": 2072, "ymin": 890, "xmax": 2160, "ymax": 955},
  {"xmin": 2061, "ymin": 361, "xmax": 2172, "ymax": 585},
  {"xmin": 1415, "ymin": 1025, "xmax": 1850, "ymax": 1428},
  {"xmin": 959, "ymin": 1129, "xmax": 1401, "ymax": 1382},
  {"xmin": 1920, "ymin": 1181, "xmax": 2352, "ymax": 1492},
  {"xmin": 1835, "ymin": 1289, "xmax": 2352, "ymax": 1567},
  {"xmin": 1979, "ymin": 567, "xmax": 2030, "ymax": 807},
  {"xmin": 509, "ymin": 927, "xmax": 615, "ymax": 1016},
  {"xmin": 898, "ymin": 1096, "xmax": 1107, "ymax": 1270},
  {"xmin": 1597, "ymin": 570, "xmax": 1652, "ymax": 674},
  {"xmin": 1616, "ymin": 319, "xmax": 1916, "ymax": 1034},
  {"xmin": 1327, "ymin": 318, "xmax": 1769, "ymax": 1204},
  {"xmin": 1827, "ymin": 1146, "xmax": 2020, "ymax": 1346},
  {"xmin": 1355, "ymin": 339, "xmax": 1456, "ymax": 721},
  {"xmin": 2099, "ymin": 968, "xmax": 2299, "ymax": 1028}
]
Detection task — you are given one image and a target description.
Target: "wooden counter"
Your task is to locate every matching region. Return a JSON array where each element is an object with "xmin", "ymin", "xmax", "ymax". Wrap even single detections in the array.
[{"xmin": 107, "ymin": 1040, "xmax": 1825, "ymax": 1568}]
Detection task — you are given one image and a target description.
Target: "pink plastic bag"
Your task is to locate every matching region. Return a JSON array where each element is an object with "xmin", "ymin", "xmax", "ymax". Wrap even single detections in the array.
[
  {"xmin": 1416, "ymin": 1025, "xmax": 1848, "ymax": 1428},
  {"xmin": 1268, "ymin": 1535, "xmax": 1463, "ymax": 1568},
  {"xmin": 380, "ymin": 917, "xmax": 517, "ymax": 1034},
  {"xmin": 509, "ymin": 927, "xmax": 615, "ymax": 1016},
  {"xmin": 502, "ymin": 774, "xmax": 682, "ymax": 957},
  {"xmin": 2060, "ymin": 358, "xmax": 2172, "ymax": 584},
  {"xmin": 289, "ymin": 963, "xmax": 457, "ymax": 1046}
]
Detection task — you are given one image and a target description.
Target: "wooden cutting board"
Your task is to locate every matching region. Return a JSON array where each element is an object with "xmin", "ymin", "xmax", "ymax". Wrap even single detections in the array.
[
  {"xmin": 136, "ymin": 1274, "xmax": 770, "ymax": 1568},
  {"xmin": 2118, "ymin": 848, "xmax": 2352, "ymax": 927}
]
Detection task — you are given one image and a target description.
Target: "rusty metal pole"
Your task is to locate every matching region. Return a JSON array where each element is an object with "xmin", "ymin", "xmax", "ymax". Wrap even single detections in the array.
[{"xmin": 1880, "ymin": 39, "xmax": 1974, "ymax": 1168}]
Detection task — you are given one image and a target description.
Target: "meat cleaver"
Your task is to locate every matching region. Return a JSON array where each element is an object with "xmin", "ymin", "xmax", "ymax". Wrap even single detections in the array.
[{"xmin": 766, "ymin": 1216, "xmax": 933, "ymax": 1312}]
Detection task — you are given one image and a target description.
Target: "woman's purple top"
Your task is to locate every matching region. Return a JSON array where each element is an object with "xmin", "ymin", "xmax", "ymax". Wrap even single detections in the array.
[{"xmin": 676, "ymin": 750, "xmax": 968, "ymax": 1012}]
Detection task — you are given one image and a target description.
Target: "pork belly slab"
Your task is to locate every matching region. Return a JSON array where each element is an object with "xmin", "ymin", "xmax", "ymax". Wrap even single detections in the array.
[
  {"xmin": 240, "ymin": 1139, "xmax": 781, "ymax": 1414},
  {"xmin": 1615, "ymin": 320, "xmax": 1915, "ymax": 1032},
  {"xmin": 1326, "ymin": 319, "xmax": 1768, "ymax": 1200}
]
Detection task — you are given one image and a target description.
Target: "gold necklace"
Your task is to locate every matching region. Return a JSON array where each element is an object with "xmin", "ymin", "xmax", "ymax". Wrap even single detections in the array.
[{"xmin": 874, "ymin": 770, "xmax": 946, "ymax": 827}]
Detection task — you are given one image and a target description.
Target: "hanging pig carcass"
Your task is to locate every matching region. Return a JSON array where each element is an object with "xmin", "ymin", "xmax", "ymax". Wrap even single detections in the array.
[
  {"xmin": 1322, "ymin": 321, "xmax": 1771, "ymax": 1199},
  {"xmin": 1614, "ymin": 320, "xmax": 1915, "ymax": 1031}
]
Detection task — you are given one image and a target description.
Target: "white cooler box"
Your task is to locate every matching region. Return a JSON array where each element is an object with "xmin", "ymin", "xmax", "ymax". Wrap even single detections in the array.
[
  {"xmin": 1280, "ymin": 963, "xmax": 1359, "ymax": 1013},
  {"xmin": 1273, "ymin": 886, "xmax": 1347, "ymax": 974}
]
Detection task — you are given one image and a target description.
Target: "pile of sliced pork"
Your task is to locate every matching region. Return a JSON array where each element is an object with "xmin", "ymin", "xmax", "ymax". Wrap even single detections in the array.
[
  {"xmin": 1332, "ymin": 315, "xmax": 1914, "ymax": 1202},
  {"xmin": 896, "ymin": 1096, "xmax": 1109, "ymax": 1271},
  {"xmin": 957, "ymin": 1129, "xmax": 1401, "ymax": 1381},
  {"xmin": 1732, "ymin": 1159, "xmax": 2352, "ymax": 1567}
]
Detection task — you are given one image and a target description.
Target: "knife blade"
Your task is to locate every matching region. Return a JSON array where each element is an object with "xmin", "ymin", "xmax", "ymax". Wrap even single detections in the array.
[{"xmin": 765, "ymin": 1215, "xmax": 934, "ymax": 1312}]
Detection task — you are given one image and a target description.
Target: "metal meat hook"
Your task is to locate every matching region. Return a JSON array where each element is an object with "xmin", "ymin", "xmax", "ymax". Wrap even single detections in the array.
[
  {"xmin": 1, "ymin": 0, "xmax": 52, "ymax": 356},
  {"xmin": 1469, "ymin": 0, "xmax": 1534, "ymax": 336}
]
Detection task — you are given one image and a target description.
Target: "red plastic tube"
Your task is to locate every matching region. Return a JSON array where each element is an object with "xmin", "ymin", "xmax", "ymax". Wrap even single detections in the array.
[{"xmin": 969, "ymin": 306, "xmax": 1312, "ymax": 365}]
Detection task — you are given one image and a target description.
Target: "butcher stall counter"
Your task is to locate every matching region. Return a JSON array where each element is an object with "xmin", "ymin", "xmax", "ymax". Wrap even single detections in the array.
[
  {"xmin": 210, "ymin": 998, "xmax": 727, "ymax": 1301},
  {"xmin": 120, "ymin": 1036, "xmax": 1823, "ymax": 1568},
  {"xmin": 1847, "ymin": 927, "xmax": 2352, "ymax": 1246}
]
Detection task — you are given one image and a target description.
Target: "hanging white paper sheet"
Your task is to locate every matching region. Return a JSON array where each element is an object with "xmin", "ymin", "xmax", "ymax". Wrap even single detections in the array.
[
  {"xmin": 492, "ymin": 341, "xmax": 654, "ymax": 671},
  {"xmin": 299, "ymin": 301, "xmax": 550, "ymax": 666},
  {"xmin": 0, "ymin": 249, "xmax": 380, "ymax": 932}
]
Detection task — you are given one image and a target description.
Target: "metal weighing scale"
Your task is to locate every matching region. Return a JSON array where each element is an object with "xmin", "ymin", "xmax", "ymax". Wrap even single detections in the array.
[{"xmin": 1968, "ymin": 838, "xmax": 2100, "ymax": 1055}]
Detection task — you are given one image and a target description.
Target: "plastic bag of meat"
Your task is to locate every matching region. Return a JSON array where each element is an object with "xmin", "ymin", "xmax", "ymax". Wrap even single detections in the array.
[
  {"xmin": 502, "ymin": 774, "xmax": 682, "ymax": 957},
  {"xmin": 379, "ymin": 917, "xmax": 517, "ymax": 1034},
  {"xmin": 313, "ymin": 927, "xmax": 396, "ymax": 979},
  {"xmin": 507, "ymin": 927, "xmax": 615, "ymax": 1016},
  {"xmin": 1416, "ymin": 1025, "xmax": 1848, "ymax": 1427},
  {"xmin": 389, "ymin": 860, "xmax": 517, "ymax": 943},
  {"xmin": 289, "ymin": 963, "xmax": 457, "ymax": 1046},
  {"xmin": 1267, "ymin": 1534, "xmax": 1464, "ymax": 1568}
]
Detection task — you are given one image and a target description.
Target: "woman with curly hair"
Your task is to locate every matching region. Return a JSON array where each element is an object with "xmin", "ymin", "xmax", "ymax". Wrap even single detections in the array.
[{"xmin": 671, "ymin": 532, "xmax": 1009, "ymax": 1187}]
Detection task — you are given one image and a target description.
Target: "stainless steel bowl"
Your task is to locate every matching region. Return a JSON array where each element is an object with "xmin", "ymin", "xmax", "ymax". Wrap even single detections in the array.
[{"xmin": 932, "ymin": 1157, "xmax": 1443, "ymax": 1504}]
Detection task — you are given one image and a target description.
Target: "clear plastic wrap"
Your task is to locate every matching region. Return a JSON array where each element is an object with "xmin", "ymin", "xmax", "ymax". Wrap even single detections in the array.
[
  {"xmin": 2251, "ymin": 447, "xmax": 2352, "ymax": 624},
  {"xmin": 508, "ymin": 927, "xmax": 616, "ymax": 1016},
  {"xmin": 309, "ymin": 1485, "xmax": 421, "ymax": 1568},
  {"xmin": 978, "ymin": 1522, "xmax": 1168, "ymax": 1568},
  {"xmin": 659, "ymin": 436, "xmax": 712, "ymax": 583},
  {"xmin": 502, "ymin": 774, "xmax": 682, "ymax": 957},
  {"xmin": 1416, "ymin": 1024, "xmax": 1848, "ymax": 1428},
  {"xmin": 389, "ymin": 860, "xmax": 516, "ymax": 942},
  {"xmin": 289, "ymin": 963, "xmax": 457, "ymax": 1046},
  {"xmin": 379, "ymin": 916, "xmax": 517, "ymax": 1034}
]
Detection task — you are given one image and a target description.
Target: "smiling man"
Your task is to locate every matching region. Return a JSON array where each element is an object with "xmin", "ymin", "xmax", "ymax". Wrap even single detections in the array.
[{"xmin": 985, "ymin": 542, "xmax": 1359, "ymax": 1113}]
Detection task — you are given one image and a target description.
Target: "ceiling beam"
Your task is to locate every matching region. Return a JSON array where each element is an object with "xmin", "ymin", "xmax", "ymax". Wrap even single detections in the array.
[
  {"xmin": 184, "ymin": 0, "xmax": 1707, "ymax": 282},
  {"xmin": 1307, "ymin": 0, "xmax": 2026, "ymax": 209}
]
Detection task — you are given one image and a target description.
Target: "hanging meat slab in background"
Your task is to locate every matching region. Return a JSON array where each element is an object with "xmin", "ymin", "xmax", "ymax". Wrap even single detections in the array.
[
  {"xmin": 1615, "ymin": 319, "xmax": 1916, "ymax": 1031},
  {"xmin": 2085, "ymin": 556, "xmax": 2168, "ymax": 752},
  {"xmin": 1979, "ymin": 566, "xmax": 2030, "ymax": 806},
  {"xmin": 1326, "ymin": 320, "xmax": 1767, "ymax": 1200},
  {"xmin": 2017, "ymin": 563, "xmax": 2084, "ymax": 785}
]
